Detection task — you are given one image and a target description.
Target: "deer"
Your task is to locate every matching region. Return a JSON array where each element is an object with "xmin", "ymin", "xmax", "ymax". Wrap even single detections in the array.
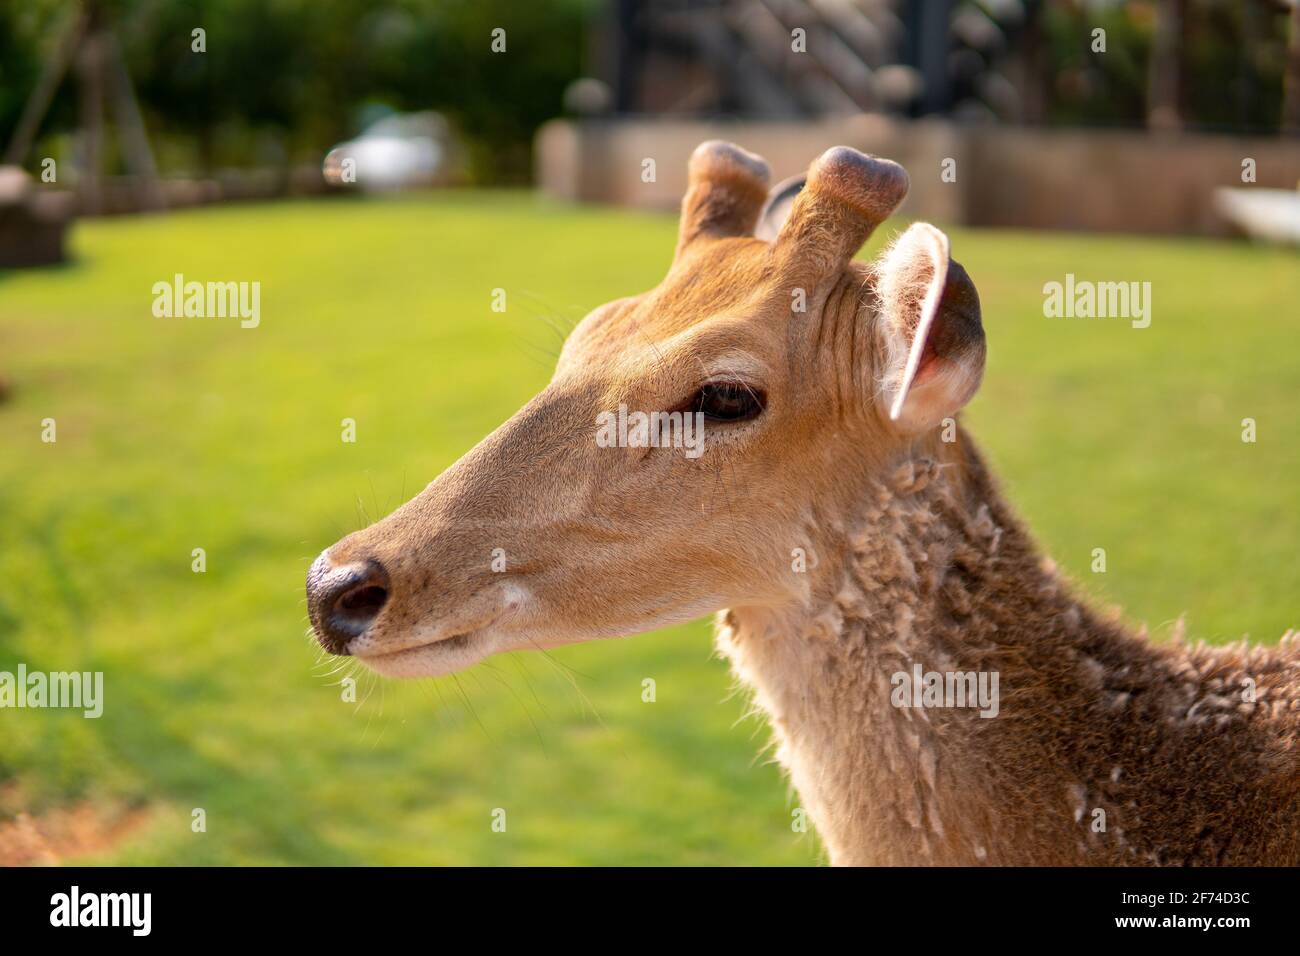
[{"xmin": 306, "ymin": 142, "xmax": 1300, "ymax": 866}]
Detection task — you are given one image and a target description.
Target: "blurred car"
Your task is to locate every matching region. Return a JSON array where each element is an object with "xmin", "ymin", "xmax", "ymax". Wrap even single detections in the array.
[
  {"xmin": 1215, "ymin": 182, "xmax": 1300, "ymax": 246},
  {"xmin": 323, "ymin": 111, "xmax": 463, "ymax": 192}
]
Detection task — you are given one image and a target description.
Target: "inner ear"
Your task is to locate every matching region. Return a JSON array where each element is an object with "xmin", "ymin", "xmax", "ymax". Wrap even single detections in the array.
[
  {"xmin": 874, "ymin": 223, "xmax": 985, "ymax": 432},
  {"xmin": 755, "ymin": 174, "xmax": 805, "ymax": 242},
  {"xmin": 883, "ymin": 224, "xmax": 949, "ymax": 422}
]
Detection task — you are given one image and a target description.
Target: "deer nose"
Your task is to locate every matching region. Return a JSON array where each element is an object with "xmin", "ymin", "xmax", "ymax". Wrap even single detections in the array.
[{"xmin": 307, "ymin": 554, "xmax": 390, "ymax": 653}]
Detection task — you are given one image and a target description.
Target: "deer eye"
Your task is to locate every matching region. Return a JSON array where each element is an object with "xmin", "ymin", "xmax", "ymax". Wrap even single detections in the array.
[{"xmin": 692, "ymin": 382, "xmax": 765, "ymax": 422}]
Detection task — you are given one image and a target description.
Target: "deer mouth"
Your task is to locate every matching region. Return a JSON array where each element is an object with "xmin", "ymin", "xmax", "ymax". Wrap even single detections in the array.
[
  {"xmin": 353, "ymin": 627, "xmax": 490, "ymax": 678},
  {"xmin": 367, "ymin": 629, "xmax": 474, "ymax": 657},
  {"xmin": 350, "ymin": 590, "xmax": 525, "ymax": 678}
]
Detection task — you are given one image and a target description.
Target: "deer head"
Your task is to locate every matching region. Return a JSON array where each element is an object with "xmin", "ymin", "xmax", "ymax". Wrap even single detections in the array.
[{"xmin": 307, "ymin": 142, "xmax": 985, "ymax": 678}]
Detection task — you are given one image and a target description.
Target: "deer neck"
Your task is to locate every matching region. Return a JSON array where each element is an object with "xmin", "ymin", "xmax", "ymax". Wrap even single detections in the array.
[{"xmin": 716, "ymin": 435, "xmax": 1140, "ymax": 866}]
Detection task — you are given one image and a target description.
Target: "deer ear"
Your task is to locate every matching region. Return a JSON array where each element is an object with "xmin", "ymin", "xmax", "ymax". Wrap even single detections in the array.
[
  {"xmin": 754, "ymin": 174, "xmax": 805, "ymax": 242},
  {"xmin": 874, "ymin": 223, "xmax": 985, "ymax": 432}
]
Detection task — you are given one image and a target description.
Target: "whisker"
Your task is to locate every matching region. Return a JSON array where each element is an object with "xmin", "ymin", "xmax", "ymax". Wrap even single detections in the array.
[
  {"xmin": 451, "ymin": 672, "xmax": 491, "ymax": 740},
  {"xmin": 480, "ymin": 659, "xmax": 549, "ymax": 755}
]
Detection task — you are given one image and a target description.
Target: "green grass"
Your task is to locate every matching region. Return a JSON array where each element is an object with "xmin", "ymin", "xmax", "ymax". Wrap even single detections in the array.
[{"xmin": 0, "ymin": 191, "xmax": 1296, "ymax": 865}]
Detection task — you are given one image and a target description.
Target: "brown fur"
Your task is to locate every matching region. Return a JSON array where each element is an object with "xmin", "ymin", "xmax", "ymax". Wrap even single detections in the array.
[
  {"xmin": 312, "ymin": 142, "xmax": 1300, "ymax": 865},
  {"xmin": 720, "ymin": 438, "xmax": 1300, "ymax": 864}
]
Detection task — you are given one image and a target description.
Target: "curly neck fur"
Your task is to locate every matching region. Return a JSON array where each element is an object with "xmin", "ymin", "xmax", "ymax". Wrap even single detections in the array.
[{"xmin": 718, "ymin": 430, "xmax": 1300, "ymax": 866}]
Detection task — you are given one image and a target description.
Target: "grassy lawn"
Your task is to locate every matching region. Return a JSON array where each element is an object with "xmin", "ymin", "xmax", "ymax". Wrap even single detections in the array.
[{"xmin": 0, "ymin": 192, "xmax": 1296, "ymax": 865}]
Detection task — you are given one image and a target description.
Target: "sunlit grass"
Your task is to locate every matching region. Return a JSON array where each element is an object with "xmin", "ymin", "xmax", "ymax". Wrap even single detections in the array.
[{"xmin": 0, "ymin": 191, "xmax": 1295, "ymax": 863}]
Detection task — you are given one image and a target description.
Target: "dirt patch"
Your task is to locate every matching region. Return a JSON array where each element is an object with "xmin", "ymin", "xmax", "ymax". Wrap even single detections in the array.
[{"xmin": 0, "ymin": 784, "xmax": 151, "ymax": 866}]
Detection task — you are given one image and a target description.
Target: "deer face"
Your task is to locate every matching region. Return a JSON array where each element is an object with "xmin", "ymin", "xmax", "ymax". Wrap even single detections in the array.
[{"xmin": 307, "ymin": 142, "xmax": 985, "ymax": 678}]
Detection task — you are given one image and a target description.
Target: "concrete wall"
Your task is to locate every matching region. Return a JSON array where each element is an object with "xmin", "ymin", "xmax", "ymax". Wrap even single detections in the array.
[{"xmin": 536, "ymin": 116, "xmax": 1300, "ymax": 236}]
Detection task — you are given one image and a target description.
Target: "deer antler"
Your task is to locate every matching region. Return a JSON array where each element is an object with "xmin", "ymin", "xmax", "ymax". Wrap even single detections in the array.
[
  {"xmin": 773, "ymin": 146, "xmax": 909, "ymax": 283},
  {"xmin": 674, "ymin": 140, "xmax": 771, "ymax": 260}
]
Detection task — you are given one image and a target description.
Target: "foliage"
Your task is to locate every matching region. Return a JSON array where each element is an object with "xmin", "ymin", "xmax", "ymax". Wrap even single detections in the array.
[{"xmin": 1, "ymin": 0, "xmax": 596, "ymax": 182}]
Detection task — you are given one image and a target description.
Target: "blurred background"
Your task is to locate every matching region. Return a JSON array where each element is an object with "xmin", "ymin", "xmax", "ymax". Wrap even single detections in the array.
[
  {"xmin": 1, "ymin": 0, "xmax": 1297, "ymax": 865},
  {"xmin": 3, "ymin": 0, "xmax": 1300, "ymax": 236}
]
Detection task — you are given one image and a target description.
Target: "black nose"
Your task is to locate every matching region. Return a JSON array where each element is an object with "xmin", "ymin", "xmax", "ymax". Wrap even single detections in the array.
[{"xmin": 307, "ymin": 554, "xmax": 390, "ymax": 653}]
